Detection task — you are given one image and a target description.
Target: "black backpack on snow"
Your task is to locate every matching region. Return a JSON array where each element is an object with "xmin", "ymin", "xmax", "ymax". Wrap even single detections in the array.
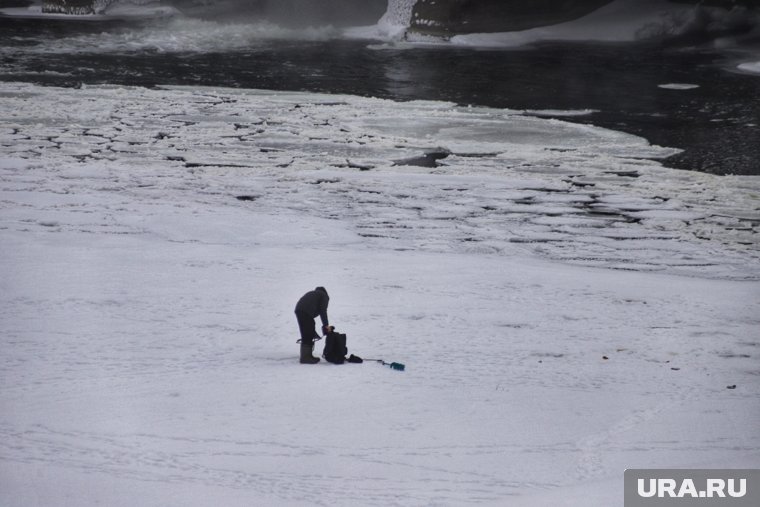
[{"xmin": 322, "ymin": 330, "xmax": 348, "ymax": 364}]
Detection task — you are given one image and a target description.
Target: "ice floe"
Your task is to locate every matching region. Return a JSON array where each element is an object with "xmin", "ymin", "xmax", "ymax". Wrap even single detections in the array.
[{"xmin": 0, "ymin": 81, "xmax": 758, "ymax": 280}]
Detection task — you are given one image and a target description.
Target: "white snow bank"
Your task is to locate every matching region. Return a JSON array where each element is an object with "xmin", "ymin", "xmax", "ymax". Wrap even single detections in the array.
[
  {"xmin": 1, "ymin": 82, "xmax": 759, "ymax": 506},
  {"xmin": 738, "ymin": 60, "xmax": 760, "ymax": 75}
]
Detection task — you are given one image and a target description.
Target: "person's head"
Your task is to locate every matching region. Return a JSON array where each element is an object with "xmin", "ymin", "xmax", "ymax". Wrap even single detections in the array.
[{"xmin": 315, "ymin": 286, "xmax": 328, "ymax": 297}]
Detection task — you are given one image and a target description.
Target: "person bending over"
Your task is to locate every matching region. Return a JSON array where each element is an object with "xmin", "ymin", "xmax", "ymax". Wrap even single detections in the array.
[{"xmin": 294, "ymin": 286, "xmax": 333, "ymax": 364}]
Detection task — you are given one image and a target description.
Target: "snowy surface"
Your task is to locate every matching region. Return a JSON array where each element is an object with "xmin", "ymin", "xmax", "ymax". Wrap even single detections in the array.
[
  {"xmin": 1, "ymin": 82, "xmax": 759, "ymax": 506},
  {"xmin": 738, "ymin": 61, "xmax": 760, "ymax": 75},
  {"xmin": 0, "ymin": 3, "xmax": 179, "ymax": 20}
]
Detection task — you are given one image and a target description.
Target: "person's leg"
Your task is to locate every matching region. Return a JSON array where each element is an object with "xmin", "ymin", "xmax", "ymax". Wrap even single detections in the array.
[
  {"xmin": 296, "ymin": 310, "xmax": 315, "ymax": 342},
  {"xmin": 295, "ymin": 311, "xmax": 320, "ymax": 364}
]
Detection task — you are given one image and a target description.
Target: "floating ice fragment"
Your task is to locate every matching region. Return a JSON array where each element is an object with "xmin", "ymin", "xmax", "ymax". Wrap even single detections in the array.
[
  {"xmin": 523, "ymin": 109, "xmax": 598, "ymax": 117},
  {"xmin": 658, "ymin": 83, "xmax": 700, "ymax": 90},
  {"xmin": 737, "ymin": 61, "xmax": 760, "ymax": 75}
]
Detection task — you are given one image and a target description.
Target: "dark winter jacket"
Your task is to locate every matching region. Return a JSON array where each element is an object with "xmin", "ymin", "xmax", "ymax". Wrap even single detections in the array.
[{"xmin": 294, "ymin": 287, "xmax": 330, "ymax": 327}]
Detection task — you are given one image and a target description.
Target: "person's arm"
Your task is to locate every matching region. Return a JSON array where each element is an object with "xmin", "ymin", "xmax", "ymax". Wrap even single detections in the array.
[{"xmin": 319, "ymin": 293, "xmax": 330, "ymax": 332}]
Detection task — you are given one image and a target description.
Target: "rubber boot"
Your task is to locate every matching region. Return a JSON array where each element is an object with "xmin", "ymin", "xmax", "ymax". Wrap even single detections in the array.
[{"xmin": 300, "ymin": 341, "xmax": 320, "ymax": 364}]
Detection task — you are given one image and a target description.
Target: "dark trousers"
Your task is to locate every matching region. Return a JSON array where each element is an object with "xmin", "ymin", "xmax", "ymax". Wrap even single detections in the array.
[{"xmin": 295, "ymin": 310, "xmax": 317, "ymax": 344}]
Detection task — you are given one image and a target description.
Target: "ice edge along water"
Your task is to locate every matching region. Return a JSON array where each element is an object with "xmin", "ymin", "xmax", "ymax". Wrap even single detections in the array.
[{"xmin": 0, "ymin": 82, "xmax": 759, "ymax": 507}]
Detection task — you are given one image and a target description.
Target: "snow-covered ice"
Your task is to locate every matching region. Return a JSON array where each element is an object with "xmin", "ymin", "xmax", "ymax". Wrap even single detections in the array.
[
  {"xmin": 738, "ymin": 61, "xmax": 760, "ymax": 75},
  {"xmin": 0, "ymin": 2, "xmax": 179, "ymax": 21},
  {"xmin": 657, "ymin": 83, "xmax": 700, "ymax": 90},
  {"xmin": 1, "ymin": 82, "xmax": 759, "ymax": 506}
]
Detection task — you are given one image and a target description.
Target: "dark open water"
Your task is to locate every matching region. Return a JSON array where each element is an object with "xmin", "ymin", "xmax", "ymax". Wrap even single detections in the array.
[{"xmin": 1, "ymin": 16, "xmax": 759, "ymax": 175}]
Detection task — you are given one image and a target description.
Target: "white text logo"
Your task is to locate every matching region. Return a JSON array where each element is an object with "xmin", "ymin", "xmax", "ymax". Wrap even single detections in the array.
[{"xmin": 637, "ymin": 478, "xmax": 747, "ymax": 499}]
